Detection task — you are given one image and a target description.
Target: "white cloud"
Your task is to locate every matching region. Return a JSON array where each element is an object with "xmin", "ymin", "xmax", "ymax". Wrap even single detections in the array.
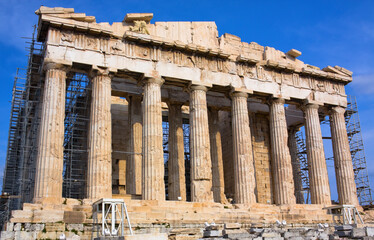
[{"xmin": 350, "ymin": 73, "xmax": 374, "ymax": 95}]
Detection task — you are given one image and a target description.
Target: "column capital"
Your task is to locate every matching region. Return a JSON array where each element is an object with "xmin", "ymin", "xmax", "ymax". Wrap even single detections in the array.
[
  {"xmin": 43, "ymin": 58, "xmax": 72, "ymax": 72},
  {"xmin": 141, "ymin": 77, "xmax": 164, "ymax": 86},
  {"xmin": 300, "ymin": 102, "xmax": 320, "ymax": 112},
  {"xmin": 188, "ymin": 84, "xmax": 208, "ymax": 92},
  {"xmin": 89, "ymin": 66, "xmax": 116, "ymax": 78},
  {"xmin": 230, "ymin": 91, "xmax": 248, "ymax": 99},
  {"xmin": 330, "ymin": 105, "xmax": 346, "ymax": 114},
  {"xmin": 269, "ymin": 97, "xmax": 285, "ymax": 105}
]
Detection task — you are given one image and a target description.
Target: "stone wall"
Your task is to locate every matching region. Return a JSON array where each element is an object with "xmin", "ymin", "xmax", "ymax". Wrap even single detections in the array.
[
  {"xmin": 111, "ymin": 96, "xmax": 129, "ymax": 194},
  {"xmin": 250, "ymin": 112, "xmax": 274, "ymax": 204},
  {"xmin": 219, "ymin": 111, "xmax": 234, "ymax": 200}
]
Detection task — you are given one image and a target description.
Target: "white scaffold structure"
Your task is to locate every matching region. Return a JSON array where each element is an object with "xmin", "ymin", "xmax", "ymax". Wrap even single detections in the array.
[
  {"xmin": 324, "ymin": 205, "xmax": 364, "ymax": 225},
  {"xmin": 92, "ymin": 198, "xmax": 133, "ymax": 239}
]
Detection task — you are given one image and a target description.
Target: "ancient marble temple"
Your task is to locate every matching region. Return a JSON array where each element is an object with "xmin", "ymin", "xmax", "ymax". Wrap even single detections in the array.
[{"xmin": 1, "ymin": 6, "xmax": 362, "ymax": 237}]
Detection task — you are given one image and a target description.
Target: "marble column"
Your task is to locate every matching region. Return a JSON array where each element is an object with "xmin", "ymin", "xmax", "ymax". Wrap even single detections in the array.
[
  {"xmin": 33, "ymin": 64, "xmax": 67, "ymax": 204},
  {"xmin": 127, "ymin": 95, "xmax": 142, "ymax": 195},
  {"xmin": 330, "ymin": 106, "xmax": 359, "ymax": 205},
  {"xmin": 142, "ymin": 77, "xmax": 165, "ymax": 200},
  {"xmin": 231, "ymin": 92, "xmax": 256, "ymax": 204},
  {"xmin": 288, "ymin": 128, "xmax": 305, "ymax": 204},
  {"xmin": 168, "ymin": 102, "xmax": 186, "ymax": 201},
  {"xmin": 86, "ymin": 70, "xmax": 112, "ymax": 200},
  {"xmin": 189, "ymin": 85, "xmax": 213, "ymax": 202},
  {"xmin": 304, "ymin": 104, "xmax": 331, "ymax": 204},
  {"xmin": 269, "ymin": 98, "xmax": 296, "ymax": 205},
  {"xmin": 208, "ymin": 107, "xmax": 226, "ymax": 203}
]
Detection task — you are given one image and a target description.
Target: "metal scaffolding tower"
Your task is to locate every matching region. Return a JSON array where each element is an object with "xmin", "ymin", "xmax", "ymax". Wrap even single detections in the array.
[
  {"xmin": 344, "ymin": 95, "xmax": 373, "ymax": 207},
  {"xmin": 162, "ymin": 115, "xmax": 191, "ymax": 201},
  {"xmin": 295, "ymin": 129, "xmax": 311, "ymax": 204},
  {"xmin": 0, "ymin": 26, "xmax": 44, "ymax": 228},
  {"xmin": 62, "ymin": 73, "xmax": 91, "ymax": 199}
]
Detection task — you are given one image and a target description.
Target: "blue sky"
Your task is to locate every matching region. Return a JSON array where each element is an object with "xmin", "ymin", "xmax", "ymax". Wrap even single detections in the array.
[{"xmin": 0, "ymin": 0, "xmax": 373, "ymax": 202}]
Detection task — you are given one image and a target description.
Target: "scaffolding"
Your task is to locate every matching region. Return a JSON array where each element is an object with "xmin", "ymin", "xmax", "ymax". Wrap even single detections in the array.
[
  {"xmin": 62, "ymin": 73, "xmax": 91, "ymax": 199},
  {"xmin": 0, "ymin": 26, "xmax": 44, "ymax": 228},
  {"xmin": 295, "ymin": 129, "xmax": 311, "ymax": 204},
  {"xmin": 0, "ymin": 28, "xmax": 92, "ymax": 229},
  {"xmin": 344, "ymin": 95, "xmax": 373, "ymax": 206},
  {"xmin": 162, "ymin": 115, "xmax": 191, "ymax": 201}
]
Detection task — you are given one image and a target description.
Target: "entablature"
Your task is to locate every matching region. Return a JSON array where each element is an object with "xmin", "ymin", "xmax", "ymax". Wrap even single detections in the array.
[{"xmin": 37, "ymin": 6, "xmax": 351, "ymax": 107}]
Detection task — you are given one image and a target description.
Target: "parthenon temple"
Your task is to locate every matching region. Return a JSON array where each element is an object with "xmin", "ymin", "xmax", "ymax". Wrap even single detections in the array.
[{"xmin": 1, "ymin": 6, "xmax": 372, "ymax": 240}]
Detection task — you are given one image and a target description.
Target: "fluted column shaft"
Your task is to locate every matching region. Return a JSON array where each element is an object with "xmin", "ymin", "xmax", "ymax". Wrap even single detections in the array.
[
  {"xmin": 231, "ymin": 92, "xmax": 256, "ymax": 204},
  {"xmin": 209, "ymin": 108, "xmax": 226, "ymax": 203},
  {"xmin": 304, "ymin": 104, "xmax": 331, "ymax": 204},
  {"xmin": 168, "ymin": 103, "xmax": 186, "ymax": 201},
  {"xmin": 127, "ymin": 95, "xmax": 142, "ymax": 195},
  {"xmin": 33, "ymin": 66, "xmax": 67, "ymax": 204},
  {"xmin": 269, "ymin": 98, "xmax": 296, "ymax": 205},
  {"xmin": 142, "ymin": 78, "xmax": 165, "ymax": 200},
  {"xmin": 330, "ymin": 106, "xmax": 359, "ymax": 205},
  {"xmin": 288, "ymin": 128, "xmax": 305, "ymax": 204},
  {"xmin": 86, "ymin": 71, "xmax": 112, "ymax": 200},
  {"xmin": 189, "ymin": 85, "xmax": 213, "ymax": 202}
]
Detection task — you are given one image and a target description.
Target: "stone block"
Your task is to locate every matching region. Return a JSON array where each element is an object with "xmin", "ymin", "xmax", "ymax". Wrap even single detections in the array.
[
  {"xmin": 33, "ymin": 210, "xmax": 64, "ymax": 223},
  {"xmin": 362, "ymin": 237, "xmax": 374, "ymax": 240},
  {"xmin": 10, "ymin": 210, "xmax": 33, "ymax": 223},
  {"xmin": 335, "ymin": 230, "xmax": 351, "ymax": 237},
  {"xmin": 39, "ymin": 231, "xmax": 58, "ymax": 239},
  {"xmin": 22, "ymin": 203, "xmax": 42, "ymax": 211},
  {"xmin": 367, "ymin": 227, "xmax": 374, "ymax": 237},
  {"xmin": 318, "ymin": 233, "xmax": 329, "ymax": 240},
  {"xmin": 45, "ymin": 222, "xmax": 65, "ymax": 232},
  {"xmin": 5, "ymin": 222, "xmax": 14, "ymax": 231},
  {"xmin": 287, "ymin": 237, "xmax": 304, "ymax": 240},
  {"xmin": 222, "ymin": 229, "xmax": 251, "ymax": 239},
  {"xmin": 262, "ymin": 231, "xmax": 281, "ymax": 238},
  {"xmin": 284, "ymin": 231, "xmax": 301, "ymax": 238},
  {"xmin": 124, "ymin": 233, "xmax": 168, "ymax": 240},
  {"xmin": 351, "ymin": 228, "xmax": 366, "ymax": 238},
  {"xmin": 65, "ymin": 235, "xmax": 80, "ymax": 240},
  {"xmin": 15, "ymin": 231, "xmax": 38, "ymax": 239},
  {"xmin": 203, "ymin": 230, "xmax": 220, "ymax": 237},
  {"xmin": 65, "ymin": 198, "xmax": 82, "ymax": 206},
  {"xmin": 0, "ymin": 231, "xmax": 15, "ymax": 240},
  {"xmin": 31, "ymin": 223, "xmax": 45, "ymax": 231},
  {"xmin": 223, "ymin": 223, "xmax": 241, "ymax": 229},
  {"xmin": 67, "ymin": 223, "xmax": 84, "ymax": 231},
  {"xmin": 329, "ymin": 235, "xmax": 339, "ymax": 240},
  {"xmin": 64, "ymin": 211, "xmax": 86, "ymax": 224},
  {"xmin": 335, "ymin": 224, "xmax": 354, "ymax": 231},
  {"xmin": 250, "ymin": 228, "xmax": 264, "ymax": 234}
]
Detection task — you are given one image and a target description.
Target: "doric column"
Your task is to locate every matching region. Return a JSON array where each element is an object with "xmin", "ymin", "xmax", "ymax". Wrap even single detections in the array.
[
  {"xmin": 208, "ymin": 107, "xmax": 226, "ymax": 203},
  {"xmin": 330, "ymin": 106, "xmax": 359, "ymax": 205},
  {"xmin": 288, "ymin": 128, "xmax": 305, "ymax": 204},
  {"xmin": 231, "ymin": 92, "xmax": 256, "ymax": 204},
  {"xmin": 86, "ymin": 69, "xmax": 113, "ymax": 200},
  {"xmin": 33, "ymin": 63, "xmax": 68, "ymax": 204},
  {"xmin": 127, "ymin": 95, "xmax": 142, "ymax": 195},
  {"xmin": 304, "ymin": 104, "xmax": 331, "ymax": 205},
  {"xmin": 189, "ymin": 85, "xmax": 213, "ymax": 202},
  {"xmin": 269, "ymin": 98, "xmax": 296, "ymax": 205},
  {"xmin": 142, "ymin": 77, "xmax": 165, "ymax": 200},
  {"xmin": 168, "ymin": 102, "xmax": 186, "ymax": 201}
]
